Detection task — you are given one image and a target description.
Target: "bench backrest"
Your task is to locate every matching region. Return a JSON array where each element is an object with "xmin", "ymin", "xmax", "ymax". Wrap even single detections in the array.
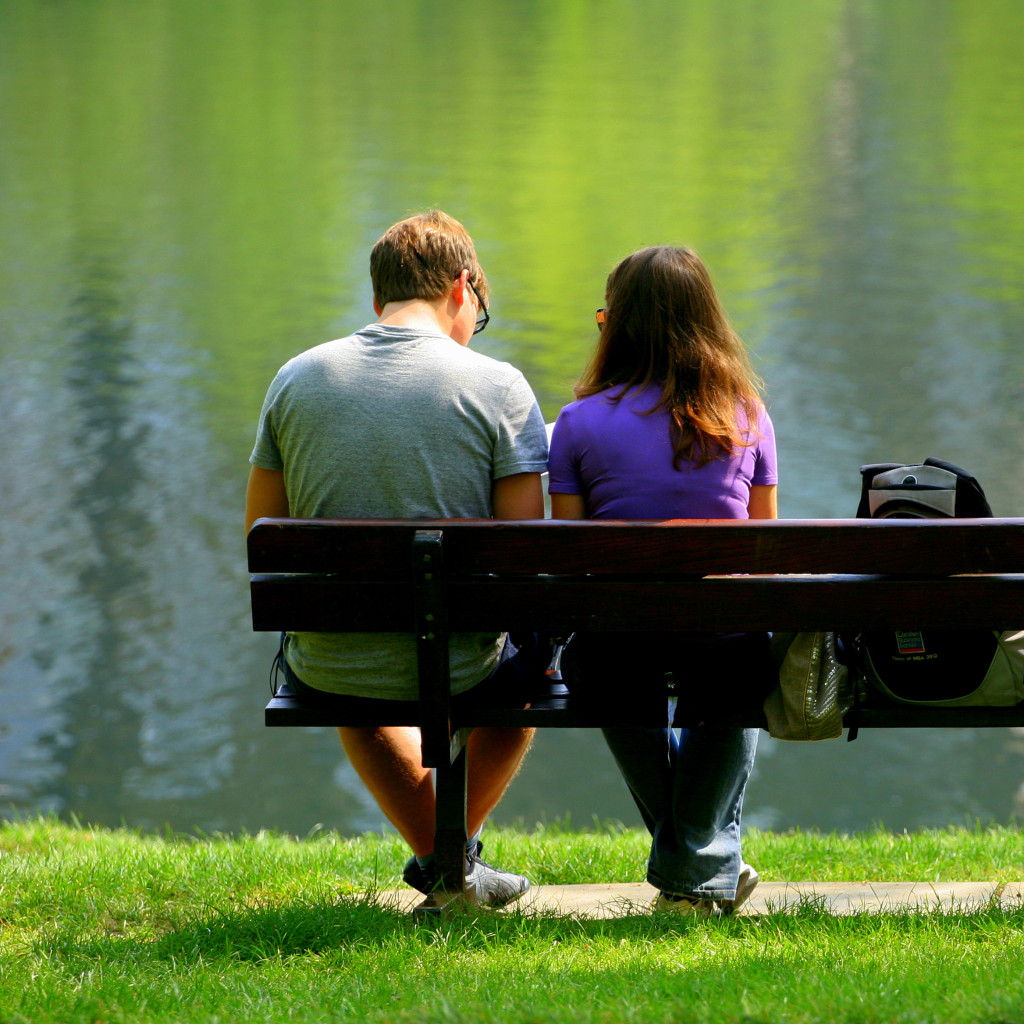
[{"xmin": 249, "ymin": 518, "xmax": 1024, "ymax": 634}]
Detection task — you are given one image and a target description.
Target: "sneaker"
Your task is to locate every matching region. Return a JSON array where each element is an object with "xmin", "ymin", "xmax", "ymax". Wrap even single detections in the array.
[
  {"xmin": 717, "ymin": 862, "xmax": 760, "ymax": 916},
  {"xmin": 653, "ymin": 892, "xmax": 722, "ymax": 917},
  {"xmin": 465, "ymin": 840, "xmax": 530, "ymax": 907},
  {"xmin": 402, "ymin": 855, "xmax": 433, "ymax": 895},
  {"xmin": 402, "ymin": 840, "xmax": 529, "ymax": 908}
]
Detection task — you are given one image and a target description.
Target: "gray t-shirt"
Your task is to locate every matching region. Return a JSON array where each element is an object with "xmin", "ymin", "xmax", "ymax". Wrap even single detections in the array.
[{"xmin": 250, "ymin": 323, "xmax": 549, "ymax": 698}]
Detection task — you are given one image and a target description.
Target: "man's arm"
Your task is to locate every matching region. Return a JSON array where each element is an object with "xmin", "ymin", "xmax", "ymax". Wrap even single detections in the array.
[
  {"xmin": 246, "ymin": 466, "xmax": 290, "ymax": 534},
  {"xmin": 492, "ymin": 472, "xmax": 544, "ymax": 520}
]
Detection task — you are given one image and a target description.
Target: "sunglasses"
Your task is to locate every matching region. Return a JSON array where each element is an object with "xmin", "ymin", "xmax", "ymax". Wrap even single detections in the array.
[{"xmin": 468, "ymin": 278, "xmax": 490, "ymax": 335}]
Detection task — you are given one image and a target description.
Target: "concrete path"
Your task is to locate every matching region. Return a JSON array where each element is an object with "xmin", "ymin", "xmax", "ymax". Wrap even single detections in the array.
[{"xmin": 381, "ymin": 881, "xmax": 1024, "ymax": 918}]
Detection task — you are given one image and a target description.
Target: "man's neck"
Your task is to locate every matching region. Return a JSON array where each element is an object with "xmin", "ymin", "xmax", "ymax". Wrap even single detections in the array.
[{"xmin": 376, "ymin": 298, "xmax": 451, "ymax": 336}]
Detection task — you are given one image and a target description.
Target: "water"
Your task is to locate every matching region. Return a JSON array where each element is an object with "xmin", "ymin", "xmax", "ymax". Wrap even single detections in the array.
[{"xmin": 2, "ymin": 0, "xmax": 1024, "ymax": 837}]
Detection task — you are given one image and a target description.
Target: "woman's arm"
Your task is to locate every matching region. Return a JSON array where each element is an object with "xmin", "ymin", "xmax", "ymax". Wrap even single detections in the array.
[
  {"xmin": 747, "ymin": 484, "xmax": 778, "ymax": 520},
  {"xmin": 551, "ymin": 493, "xmax": 588, "ymax": 520}
]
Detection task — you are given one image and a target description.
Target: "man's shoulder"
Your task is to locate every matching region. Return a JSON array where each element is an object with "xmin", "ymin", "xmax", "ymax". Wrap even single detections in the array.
[
  {"xmin": 272, "ymin": 329, "xmax": 356, "ymax": 374},
  {"xmin": 275, "ymin": 326, "xmax": 532, "ymax": 401},
  {"xmin": 379, "ymin": 331, "xmax": 531, "ymax": 395},
  {"xmin": 441, "ymin": 341, "xmax": 523, "ymax": 378},
  {"xmin": 283, "ymin": 331, "xmax": 364, "ymax": 367}
]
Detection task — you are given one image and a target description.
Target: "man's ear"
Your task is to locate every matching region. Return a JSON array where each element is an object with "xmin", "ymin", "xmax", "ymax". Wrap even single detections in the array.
[
  {"xmin": 373, "ymin": 297, "xmax": 383, "ymax": 315},
  {"xmin": 450, "ymin": 269, "xmax": 470, "ymax": 308}
]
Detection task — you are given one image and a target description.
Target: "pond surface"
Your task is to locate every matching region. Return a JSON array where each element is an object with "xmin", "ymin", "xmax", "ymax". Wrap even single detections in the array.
[{"xmin": 2, "ymin": 0, "xmax": 1024, "ymax": 837}]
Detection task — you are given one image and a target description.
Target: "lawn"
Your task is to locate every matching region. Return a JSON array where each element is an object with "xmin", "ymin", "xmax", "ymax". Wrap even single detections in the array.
[{"xmin": 1, "ymin": 818, "xmax": 1022, "ymax": 1023}]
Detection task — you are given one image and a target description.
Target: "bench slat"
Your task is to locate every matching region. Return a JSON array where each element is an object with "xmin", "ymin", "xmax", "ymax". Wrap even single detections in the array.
[
  {"xmin": 253, "ymin": 573, "xmax": 1024, "ymax": 633},
  {"xmin": 248, "ymin": 518, "xmax": 1024, "ymax": 576},
  {"xmin": 265, "ymin": 691, "xmax": 1024, "ymax": 729},
  {"xmin": 250, "ymin": 576, "xmax": 410, "ymax": 631},
  {"xmin": 264, "ymin": 692, "xmax": 422, "ymax": 727},
  {"xmin": 265, "ymin": 693, "xmax": 676, "ymax": 728},
  {"xmin": 462, "ymin": 704, "xmax": 1024, "ymax": 729}
]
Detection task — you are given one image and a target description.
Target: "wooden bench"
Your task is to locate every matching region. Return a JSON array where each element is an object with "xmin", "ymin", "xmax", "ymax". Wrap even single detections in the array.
[{"xmin": 249, "ymin": 516, "xmax": 1024, "ymax": 912}]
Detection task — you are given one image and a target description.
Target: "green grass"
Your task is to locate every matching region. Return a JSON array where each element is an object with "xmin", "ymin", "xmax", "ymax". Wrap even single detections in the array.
[{"xmin": 1, "ymin": 817, "xmax": 1023, "ymax": 1023}]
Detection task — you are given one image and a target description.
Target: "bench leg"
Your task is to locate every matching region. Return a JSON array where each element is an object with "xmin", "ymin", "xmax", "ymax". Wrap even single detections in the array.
[{"xmin": 414, "ymin": 729, "xmax": 470, "ymax": 916}]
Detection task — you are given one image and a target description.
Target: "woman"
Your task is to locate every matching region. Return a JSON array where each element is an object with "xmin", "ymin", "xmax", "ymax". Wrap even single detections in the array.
[{"xmin": 548, "ymin": 246, "xmax": 778, "ymax": 916}]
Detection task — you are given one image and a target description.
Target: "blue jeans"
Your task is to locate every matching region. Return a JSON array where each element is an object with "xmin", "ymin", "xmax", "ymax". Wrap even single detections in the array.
[
  {"xmin": 570, "ymin": 632, "xmax": 772, "ymax": 899},
  {"xmin": 601, "ymin": 724, "xmax": 759, "ymax": 898}
]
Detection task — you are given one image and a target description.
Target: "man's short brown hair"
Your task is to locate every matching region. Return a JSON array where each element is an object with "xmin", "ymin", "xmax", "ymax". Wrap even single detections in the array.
[{"xmin": 370, "ymin": 210, "xmax": 489, "ymax": 308}]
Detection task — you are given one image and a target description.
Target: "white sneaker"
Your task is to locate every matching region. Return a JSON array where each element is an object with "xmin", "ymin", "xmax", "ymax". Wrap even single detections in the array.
[
  {"xmin": 464, "ymin": 841, "xmax": 530, "ymax": 908},
  {"xmin": 718, "ymin": 862, "xmax": 759, "ymax": 915},
  {"xmin": 402, "ymin": 840, "xmax": 529, "ymax": 908},
  {"xmin": 653, "ymin": 893, "xmax": 722, "ymax": 917}
]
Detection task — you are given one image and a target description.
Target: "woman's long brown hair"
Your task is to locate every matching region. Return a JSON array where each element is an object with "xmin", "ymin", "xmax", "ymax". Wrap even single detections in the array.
[{"xmin": 575, "ymin": 246, "xmax": 763, "ymax": 468}]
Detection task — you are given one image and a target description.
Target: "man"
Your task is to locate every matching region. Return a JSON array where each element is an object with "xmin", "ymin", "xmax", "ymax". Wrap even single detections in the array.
[{"xmin": 246, "ymin": 211, "xmax": 548, "ymax": 906}]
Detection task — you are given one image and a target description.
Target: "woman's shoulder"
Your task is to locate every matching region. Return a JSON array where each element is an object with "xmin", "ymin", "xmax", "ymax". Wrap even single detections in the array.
[
  {"xmin": 556, "ymin": 390, "xmax": 604, "ymax": 419},
  {"xmin": 556, "ymin": 388, "xmax": 619, "ymax": 428},
  {"xmin": 563, "ymin": 382, "xmax": 661, "ymax": 411},
  {"xmin": 735, "ymin": 400, "xmax": 776, "ymax": 460},
  {"xmin": 736, "ymin": 397, "xmax": 772, "ymax": 430}
]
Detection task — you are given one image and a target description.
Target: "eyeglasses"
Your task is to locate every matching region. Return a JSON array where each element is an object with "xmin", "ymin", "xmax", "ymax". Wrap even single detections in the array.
[
  {"xmin": 409, "ymin": 246, "xmax": 489, "ymax": 335},
  {"xmin": 596, "ymin": 308, "xmax": 607, "ymax": 325},
  {"xmin": 468, "ymin": 278, "xmax": 490, "ymax": 335}
]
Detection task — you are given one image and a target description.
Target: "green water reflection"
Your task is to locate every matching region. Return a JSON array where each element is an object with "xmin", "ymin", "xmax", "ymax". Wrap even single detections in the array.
[{"xmin": 2, "ymin": 0, "xmax": 1023, "ymax": 836}]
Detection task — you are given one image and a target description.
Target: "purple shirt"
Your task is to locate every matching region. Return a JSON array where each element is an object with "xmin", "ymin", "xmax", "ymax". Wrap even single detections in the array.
[{"xmin": 548, "ymin": 383, "xmax": 777, "ymax": 520}]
